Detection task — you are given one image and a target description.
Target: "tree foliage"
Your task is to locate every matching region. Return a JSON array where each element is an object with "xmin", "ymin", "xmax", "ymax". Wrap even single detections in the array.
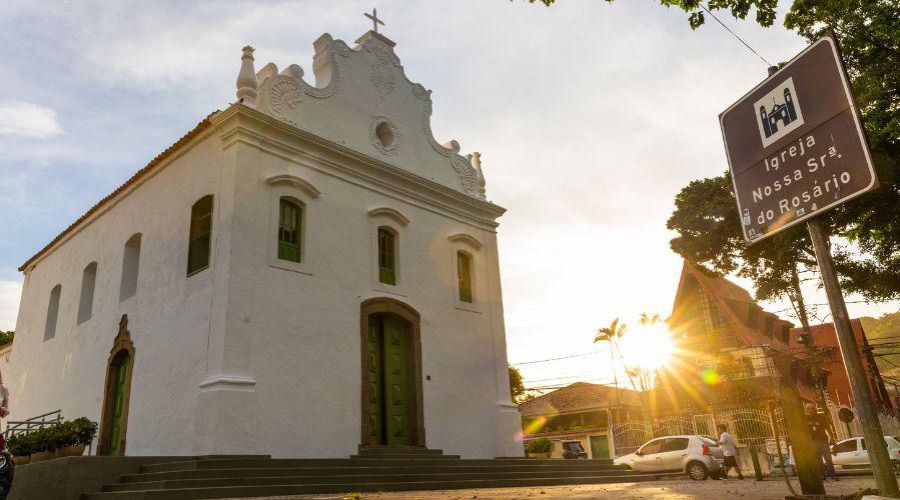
[
  {"xmin": 667, "ymin": 1, "xmax": 900, "ymax": 305},
  {"xmin": 508, "ymin": 366, "xmax": 526, "ymax": 402},
  {"xmin": 0, "ymin": 331, "xmax": 13, "ymax": 347},
  {"xmin": 519, "ymin": 0, "xmax": 779, "ymax": 29}
]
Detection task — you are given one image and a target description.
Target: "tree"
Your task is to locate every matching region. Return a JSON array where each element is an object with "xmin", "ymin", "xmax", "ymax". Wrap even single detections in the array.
[
  {"xmin": 0, "ymin": 331, "xmax": 12, "ymax": 347},
  {"xmin": 508, "ymin": 366, "xmax": 526, "ymax": 402},
  {"xmin": 519, "ymin": 0, "xmax": 779, "ymax": 30}
]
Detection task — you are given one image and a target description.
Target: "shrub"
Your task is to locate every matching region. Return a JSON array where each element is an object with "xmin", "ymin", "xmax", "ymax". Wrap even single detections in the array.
[
  {"xmin": 525, "ymin": 437, "xmax": 552, "ymax": 454},
  {"xmin": 7, "ymin": 433, "xmax": 33, "ymax": 457},
  {"xmin": 70, "ymin": 418, "xmax": 97, "ymax": 446}
]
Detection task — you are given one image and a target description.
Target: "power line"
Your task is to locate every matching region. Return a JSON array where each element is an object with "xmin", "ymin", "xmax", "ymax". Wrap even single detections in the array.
[
  {"xmin": 510, "ymin": 351, "xmax": 600, "ymax": 366},
  {"xmin": 698, "ymin": 3, "xmax": 772, "ymax": 67}
]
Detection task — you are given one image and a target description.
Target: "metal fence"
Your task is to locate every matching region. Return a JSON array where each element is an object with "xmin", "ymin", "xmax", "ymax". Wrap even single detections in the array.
[
  {"xmin": 610, "ymin": 406, "xmax": 786, "ymax": 457},
  {"xmin": 3, "ymin": 409, "xmax": 62, "ymax": 439}
]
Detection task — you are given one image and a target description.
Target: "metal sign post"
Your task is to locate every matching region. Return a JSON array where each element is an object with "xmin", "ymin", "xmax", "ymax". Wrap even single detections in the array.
[
  {"xmin": 720, "ymin": 34, "xmax": 899, "ymax": 496},
  {"xmin": 808, "ymin": 217, "xmax": 899, "ymax": 496}
]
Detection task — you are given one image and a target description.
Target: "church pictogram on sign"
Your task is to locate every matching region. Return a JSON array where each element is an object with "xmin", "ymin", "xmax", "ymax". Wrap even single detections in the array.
[{"xmin": 754, "ymin": 77, "xmax": 805, "ymax": 147}]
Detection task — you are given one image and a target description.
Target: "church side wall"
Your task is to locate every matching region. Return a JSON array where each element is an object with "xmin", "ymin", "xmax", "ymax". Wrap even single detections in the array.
[
  {"xmin": 218, "ymin": 142, "xmax": 518, "ymax": 458},
  {"xmin": 6, "ymin": 137, "xmax": 224, "ymax": 455}
]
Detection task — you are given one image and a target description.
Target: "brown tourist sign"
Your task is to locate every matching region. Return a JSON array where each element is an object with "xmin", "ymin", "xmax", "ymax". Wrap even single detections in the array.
[{"xmin": 719, "ymin": 36, "xmax": 878, "ymax": 243}]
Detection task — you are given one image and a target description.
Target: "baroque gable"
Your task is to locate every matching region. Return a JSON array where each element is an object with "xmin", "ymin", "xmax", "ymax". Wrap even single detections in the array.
[{"xmin": 243, "ymin": 31, "xmax": 485, "ymax": 199}]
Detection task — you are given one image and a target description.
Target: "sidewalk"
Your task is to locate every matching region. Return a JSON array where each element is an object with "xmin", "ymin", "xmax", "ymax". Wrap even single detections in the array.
[{"xmin": 237, "ymin": 476, "xmax": 879, "ymax": 500}]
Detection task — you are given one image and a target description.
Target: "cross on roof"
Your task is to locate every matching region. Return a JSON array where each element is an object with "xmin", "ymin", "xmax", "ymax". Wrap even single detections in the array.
[{"xmin": 364, "ymin": 8, "xmax": 385, "ymax": 33}]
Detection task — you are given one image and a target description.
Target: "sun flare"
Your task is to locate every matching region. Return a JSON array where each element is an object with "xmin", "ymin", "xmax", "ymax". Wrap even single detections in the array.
[{"xmin": 617, "ymin": 322, "xmax": 676, "ymax": 372}]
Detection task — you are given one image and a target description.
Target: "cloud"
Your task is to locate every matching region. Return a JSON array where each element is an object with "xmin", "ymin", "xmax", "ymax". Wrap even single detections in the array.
[
  {"xmin": 0, "ymin": 281, "xmax": 21, "ymax": 332},
  {"xmin": 0, "ymin": 101, "xmax": 64, "ymax": 138}
]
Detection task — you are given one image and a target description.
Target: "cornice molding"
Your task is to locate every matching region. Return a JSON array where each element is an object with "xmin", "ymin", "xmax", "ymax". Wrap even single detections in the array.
[{"xmin": 212, "ymin": 105, "xmax": 505, "ymax": 226}]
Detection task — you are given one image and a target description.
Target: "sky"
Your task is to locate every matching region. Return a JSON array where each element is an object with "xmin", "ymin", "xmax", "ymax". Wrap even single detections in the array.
[{"xmin": 1, "ymin": 0, "xmax": 897, "ymax": 392}]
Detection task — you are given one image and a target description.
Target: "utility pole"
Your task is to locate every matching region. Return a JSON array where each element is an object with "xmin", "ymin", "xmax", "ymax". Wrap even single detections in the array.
[{"xmin": 808, "ymin": 218, "xmax": 899, "ymax": 496}]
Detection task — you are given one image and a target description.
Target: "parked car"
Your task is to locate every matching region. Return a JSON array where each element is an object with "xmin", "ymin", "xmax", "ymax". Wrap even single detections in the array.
[
  {"xmin": 831, "ymin": 436, "xmax": 900, "ymax": 473},
  {"xmin": 549, "ymin": 440, "xmax": 588, "ymax": 459},
  {"xmin": 614, "ymin": 435, "xmax": 725, "ymax": 480}
]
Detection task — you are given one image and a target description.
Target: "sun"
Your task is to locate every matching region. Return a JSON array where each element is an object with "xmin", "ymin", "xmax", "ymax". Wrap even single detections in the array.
[{"xmin": 617, "ymin": 322, "xmax": 676, "ymax": 372}]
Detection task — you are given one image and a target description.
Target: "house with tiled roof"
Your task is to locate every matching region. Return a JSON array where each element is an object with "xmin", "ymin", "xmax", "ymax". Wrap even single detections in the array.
[
  {"xmin": 789, "ymin": 320, "xmax": 892, "ymax": 410},
  {"xmin": 518, "ymin": 382, "xmax": 641, "ymax": 459},
  {"xmin": 647, "ymin": 261, "xmax": 820, "ymax": 416}
]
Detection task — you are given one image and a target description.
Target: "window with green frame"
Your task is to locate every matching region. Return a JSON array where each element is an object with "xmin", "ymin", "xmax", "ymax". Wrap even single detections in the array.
[
  {"xmin": 277, "ymin": 199, "xmax": 302, "ymax": 263},
  {"xmin": 457, "ymin": 251, "xmax": 473, "ymax": 303},
  {"xmin": 378, "ymin": 227, "xmax": 396, "ymax": 285},
  {"xmin": 187, "ymin": 195, "xmax": 213, "ymax": 275}
]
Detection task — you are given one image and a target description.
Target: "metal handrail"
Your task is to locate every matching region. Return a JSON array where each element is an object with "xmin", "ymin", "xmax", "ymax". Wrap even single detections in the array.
[{"xmin": 4, "ymin": 409, "xmax": 63, "ymax": 439}]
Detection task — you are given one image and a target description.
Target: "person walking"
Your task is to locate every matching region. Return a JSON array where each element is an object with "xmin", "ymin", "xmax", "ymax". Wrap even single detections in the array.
[
  {"xmin": 717, "ymin": 423, "xmax": 744, "ymax": 480},
  {"xmin": 808, "ymin": 408, "xmax": 838, "ymax": 481}
]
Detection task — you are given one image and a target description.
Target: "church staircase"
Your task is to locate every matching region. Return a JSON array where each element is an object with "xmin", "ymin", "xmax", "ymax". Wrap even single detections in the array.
[{"xmin": 81, "ymin": 449, "xmax": 678, "ymax": 499}]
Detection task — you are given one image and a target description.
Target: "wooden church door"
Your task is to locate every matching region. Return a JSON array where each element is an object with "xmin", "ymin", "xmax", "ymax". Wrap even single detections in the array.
[
  {"xmin": 366, "ymin": 314, "xmax": 413, "ymax": 446},
  {"xmin": 105, "ymin": 356, "xmax": 131, "ymax": 455}
]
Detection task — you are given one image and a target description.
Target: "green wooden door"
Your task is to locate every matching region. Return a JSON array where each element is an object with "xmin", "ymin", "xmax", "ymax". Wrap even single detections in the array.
[
  {"xmin": 590, "ymin": 435, "xmax": 610, "ymax": 459},
  {"xmin": 366, "ymin": 315, "xmax": 413, "ymax": 446},
  {"xmin": 383, "ymin": 316, "xmax": 411, "ymax": 445},
  {"xmin": 366, "ymin": 319, "xmax": 384, "ymax": 445},
  {"xmin": 107, "ymin": 357, "xmax": 130, "ymax": 456}
]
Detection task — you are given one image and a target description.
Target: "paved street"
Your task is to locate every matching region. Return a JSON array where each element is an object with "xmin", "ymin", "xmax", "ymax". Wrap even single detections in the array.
[{"xmin": 236, "ymin": 477, "xmax": 880, "ymax": 500}]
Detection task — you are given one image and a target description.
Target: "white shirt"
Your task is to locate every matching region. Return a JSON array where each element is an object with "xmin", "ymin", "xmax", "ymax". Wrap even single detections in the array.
[{"xmin": 719, "ymin": 431, "xmax": 737, "ymax": 457}]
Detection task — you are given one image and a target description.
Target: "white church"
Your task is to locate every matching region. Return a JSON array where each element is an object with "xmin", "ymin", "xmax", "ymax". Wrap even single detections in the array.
[{"xmin": 7, "ymin": 25, "xmax": 523, "ymax": 459}]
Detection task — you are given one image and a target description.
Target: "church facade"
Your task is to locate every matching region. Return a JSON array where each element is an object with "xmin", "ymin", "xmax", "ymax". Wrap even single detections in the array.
[{"xmin": 7, "ymin": 29, "xmax": 523, "ymax": 459}]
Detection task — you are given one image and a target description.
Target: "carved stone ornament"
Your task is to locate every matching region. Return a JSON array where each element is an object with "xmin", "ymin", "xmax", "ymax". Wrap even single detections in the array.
[
  {"xmin": 371, "ymin": 116, "xmax": 399, "ymax": 155},
  {"xmin": 371, "ymin": 61, "xmax": 396, "ymax": 98}
]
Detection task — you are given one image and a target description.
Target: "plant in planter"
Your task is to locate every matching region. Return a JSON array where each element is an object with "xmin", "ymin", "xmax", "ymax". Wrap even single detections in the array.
[
  {"xmin": 525, "ymin": 437, "xmax": 552, "ymax": 458},
  {"xmin": 60, "ymin": 418, "xmax": 96, "ymax": 457},
  {"xmin": 7, "ymin": 433, "xmax": 33, "ymax": 464},
  {"xmin": 29, "ymin": 427, "xmax": 55, "ymax": 462}
]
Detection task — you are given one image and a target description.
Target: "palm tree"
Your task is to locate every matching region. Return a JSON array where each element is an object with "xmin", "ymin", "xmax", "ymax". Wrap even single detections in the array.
[{"xmin": 594, "ymin": 318, "xmax": 630, "ymax": 414}]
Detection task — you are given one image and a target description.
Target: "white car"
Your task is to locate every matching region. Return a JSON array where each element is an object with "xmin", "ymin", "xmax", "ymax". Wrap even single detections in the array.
[
  {"xmin": 614, "ymin": 435, "xmax": 725, "ymax": 480},
  {"xmin": 831, "ymin": 436, "xmax": 900, "ymax": 473}
]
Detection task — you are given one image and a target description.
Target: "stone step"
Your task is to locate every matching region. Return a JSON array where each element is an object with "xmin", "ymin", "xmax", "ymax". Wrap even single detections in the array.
[
  {"xmin": 123, "ymin": 463, "xmax": 629, "ymax": 483},
  {"xmin": 103, "ymin": 469, "xmax": 646, "ymax": 492},
  {"xmin": 356, "ymin": 447, "xmax": 446, "ymax": 455},
  {"xmin": 84, "ymin": 472, "xmax": 678, "ymax": 500},
  {"xmin": 348, "ymin": 453, "xmax": 460, "ymax": 459},
  {"xmin": 140, "ymin": 457, "xmax": 614, "ymax": 473}
]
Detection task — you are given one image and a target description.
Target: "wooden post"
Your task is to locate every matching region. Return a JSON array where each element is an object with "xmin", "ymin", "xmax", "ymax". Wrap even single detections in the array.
[
  {"xmin": 779, "ymin": 375, "xmax": 825, "ymax": 495},
  {"xmin": 807, "ymin": 217, "xmax": 899, "ymax": 496}
]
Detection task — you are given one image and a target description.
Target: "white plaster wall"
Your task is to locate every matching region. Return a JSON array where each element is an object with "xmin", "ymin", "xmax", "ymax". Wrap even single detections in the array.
[
  {"xmin": 218, "ymin": 125, "xmax": 520, "ymax": 458},
  {"xmin": 5, "ymin": 135, "xmax": 224, "ymax": 455}
]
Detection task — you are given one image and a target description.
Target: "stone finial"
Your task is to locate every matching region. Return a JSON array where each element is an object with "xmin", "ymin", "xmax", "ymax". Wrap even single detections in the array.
[
  {"xmin": 236, "ymin": 45, "xmax": 258, "ymax": 108},
  {"xmin": 471, "ymin": 152, "xmax": 486, "ymax": 200}
]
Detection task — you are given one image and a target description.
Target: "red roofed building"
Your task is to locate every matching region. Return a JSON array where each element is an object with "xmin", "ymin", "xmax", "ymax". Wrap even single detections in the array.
[{"xmin": 789, "ymin": 320, "xmax": 892, "ymax": 410}]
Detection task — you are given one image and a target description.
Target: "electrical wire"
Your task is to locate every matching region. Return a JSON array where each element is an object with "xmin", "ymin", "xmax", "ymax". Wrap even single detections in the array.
[{"xmin": 698, "ymin": 3, "xmax": 772, "ymax": 67}]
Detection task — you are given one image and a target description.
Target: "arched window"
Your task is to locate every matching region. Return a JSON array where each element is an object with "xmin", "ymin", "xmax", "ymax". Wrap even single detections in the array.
[
  {"xmin": 378, "ymin": 227, "xmax": 396, "ymax": 285},
  {"xmin": 44, "ymin": 284, "xmax": 61, "ymax": 341},
  {"xmin": 187, "ymin": 195, "xmax": 213, "ymax": 275},
  {"xmin": 120, "ymin": 233, "xmax": 141, "ymax": 301},
  {"xmin": 457, "ymin": 251, "xmax": 473, "ymax": 303},
  {"xmin": 277, "ymin": 198, "xmax": 302, "ymax": 263},
  {"xmin": 77, "ymin": 262, "xmax": 98, "ymax": 324}
]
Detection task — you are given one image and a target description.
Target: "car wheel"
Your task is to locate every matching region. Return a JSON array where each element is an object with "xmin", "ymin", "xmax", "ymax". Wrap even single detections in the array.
[
  {"xmin": 892, "ymin": 461, "xmax": 900, "ymax": 475},
  {"xmin": 687, "ymin": 461, "xmax": 709, "ymax": 481}
]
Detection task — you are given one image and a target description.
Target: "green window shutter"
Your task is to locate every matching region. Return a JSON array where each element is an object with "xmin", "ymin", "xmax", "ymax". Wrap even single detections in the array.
[
  {"xmin": 277, "ymin": 199, "xmax": 302, "ymax": 263},
  {"xmin": 187, "ymin": 195, "xmax": 213, "ymax": 275},
  {"xmin": 378, "ymin": 228, "xmax": 396, "ymax": 285},
  {"xmin": 457, "ymin": 251, "xmax": 472, "ymax": 303}
]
